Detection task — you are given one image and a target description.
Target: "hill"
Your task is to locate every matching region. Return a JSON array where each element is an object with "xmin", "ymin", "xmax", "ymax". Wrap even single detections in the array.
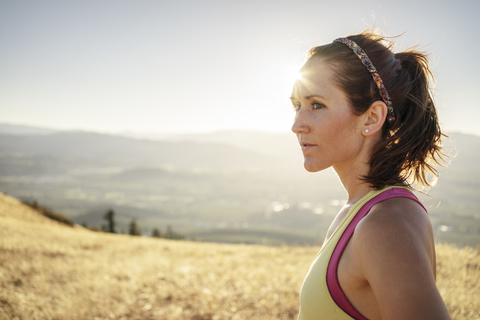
[
  {"xmin": 0, "ymin": 191, "xmax": 63, "ymax": 225},
  {"xmin": 0, "ymin": 123, "xmax": 58, "ymax": 136},
  {"xmin": 0, "ymin": 192, "xmax": 479, "ymax": 319},
  {"xmin": 0, "ymin": 131, "xmax": 285, "ymax": 171}
]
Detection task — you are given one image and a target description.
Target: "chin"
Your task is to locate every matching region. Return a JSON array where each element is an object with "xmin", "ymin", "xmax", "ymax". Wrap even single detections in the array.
[{"xmin": 303, "ymin": 160, "xmax": 326, "ymax": 173}]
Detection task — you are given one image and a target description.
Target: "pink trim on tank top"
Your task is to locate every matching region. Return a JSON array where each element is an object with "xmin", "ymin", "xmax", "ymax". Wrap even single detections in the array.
[{"xmin": 326, "ymin": 188, "xmax": 427, "ymax": 320}]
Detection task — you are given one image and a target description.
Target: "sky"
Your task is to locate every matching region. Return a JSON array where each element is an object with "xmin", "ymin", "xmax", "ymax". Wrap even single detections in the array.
[{"xmin": 1, "ymin": 0, "xmax": 479, "ymax": 136}]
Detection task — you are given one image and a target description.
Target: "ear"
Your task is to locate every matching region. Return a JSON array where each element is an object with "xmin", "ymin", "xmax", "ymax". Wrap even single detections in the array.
[{"xmin": 362, "ymin": 100, "xmax": 387, "ymax": 136}]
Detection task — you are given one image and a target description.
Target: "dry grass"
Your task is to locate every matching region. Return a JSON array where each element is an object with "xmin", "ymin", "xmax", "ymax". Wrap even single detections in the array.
[
  {"xmin": 0, "ymin": 193, "xmax": 479, "ymax": 320},
  {"xmin": 436, "ymin": 243, "xmax": 480, "ymax": 319}
]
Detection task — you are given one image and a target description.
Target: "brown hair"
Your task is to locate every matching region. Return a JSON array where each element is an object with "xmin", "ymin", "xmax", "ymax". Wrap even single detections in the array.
[{"xmin": 307, "ymin": 31, "xmax": 446, "ymax": 189}]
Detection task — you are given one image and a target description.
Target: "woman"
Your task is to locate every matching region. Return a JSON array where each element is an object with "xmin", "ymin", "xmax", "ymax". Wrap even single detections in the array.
[{"xmin": 291, "ymin": 31, "xmax": 451, "ymax": 320}]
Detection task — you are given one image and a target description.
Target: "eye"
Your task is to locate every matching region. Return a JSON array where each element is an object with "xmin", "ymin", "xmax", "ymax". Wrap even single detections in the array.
[
  {"xmin": 312, "ymin": 102, "xmax": 325, "ymax": 110},
  {"xmin": 291, "ymin": 102, "xmax": 301, "ymax": 112}
]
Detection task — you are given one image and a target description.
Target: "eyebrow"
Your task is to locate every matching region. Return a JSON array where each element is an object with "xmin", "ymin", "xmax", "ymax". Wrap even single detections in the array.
[{"xmin": 289, "ymin": 94, "xmax": 326, "ymax": 101}]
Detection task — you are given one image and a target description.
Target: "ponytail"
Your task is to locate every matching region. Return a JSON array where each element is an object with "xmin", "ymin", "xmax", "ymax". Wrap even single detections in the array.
[{"xmin": 367, "ymin": 49, "xmax": 446, "ymax": 189}]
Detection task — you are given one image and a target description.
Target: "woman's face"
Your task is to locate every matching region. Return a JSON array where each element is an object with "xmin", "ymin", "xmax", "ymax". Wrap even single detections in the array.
[{"xmin": 290, "ymin": 57, "xmax": 365, "ymax": 173}]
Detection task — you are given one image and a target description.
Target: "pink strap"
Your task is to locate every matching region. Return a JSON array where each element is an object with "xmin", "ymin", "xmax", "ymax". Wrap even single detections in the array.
[{"xmin": 326, "ymin": 188, "xmax": 426, "ymax": 320}]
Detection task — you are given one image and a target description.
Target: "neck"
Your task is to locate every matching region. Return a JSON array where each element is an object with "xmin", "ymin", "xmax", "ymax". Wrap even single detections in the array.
[
  {"xmin": 333, "ymin": 151, "xmax": 373, "ymax": 205},
  {"xmin": 338, "ymin": 173, "xmax": 373, "ymax": 205}
]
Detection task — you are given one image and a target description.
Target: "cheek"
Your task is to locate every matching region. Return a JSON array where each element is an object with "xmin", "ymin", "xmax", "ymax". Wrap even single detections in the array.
[
  {"xmin": 325, "ymin": 116, "xmax": 362, "ymax": 156},
  {"xmin": 324, "ymin": 113, "xmax": 358, "ymax": 140}
]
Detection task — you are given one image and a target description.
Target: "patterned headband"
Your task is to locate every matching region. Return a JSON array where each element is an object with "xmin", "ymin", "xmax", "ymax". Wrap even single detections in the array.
[{"xmin": 334, "ymin": 37, "xmax": 396, "ymax": 122}]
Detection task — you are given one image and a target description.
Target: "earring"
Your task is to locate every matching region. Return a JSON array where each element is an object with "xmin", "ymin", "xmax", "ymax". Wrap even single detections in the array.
[{"xmin": 365, "ymin": 129, "xmax": 369, "ymax": 133}]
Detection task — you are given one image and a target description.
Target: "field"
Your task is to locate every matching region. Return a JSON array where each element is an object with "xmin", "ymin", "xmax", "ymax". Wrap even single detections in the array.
[{"xmin": 1, "ymin": 193, "xmax": 479, "ymax": 320}]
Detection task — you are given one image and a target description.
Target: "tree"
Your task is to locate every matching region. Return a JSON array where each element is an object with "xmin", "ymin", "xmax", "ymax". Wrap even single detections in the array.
[
  {"xmin": 103, "ymin": 208, "xmax": 116, "ymax": 233},
  {"xmin": 152, "ymin": 228, "xmax": 161, "ymax": 238},
  {"xmin": 165, "ymin": 225, "xmax": 173, "ymax": 239},
  {"xmin": 128, "ymin": 218, "xmax": 141, "ymax": 236},
  {"xmin": 164, "ymin": 224, "xmax": 184, "ymax": 240}
]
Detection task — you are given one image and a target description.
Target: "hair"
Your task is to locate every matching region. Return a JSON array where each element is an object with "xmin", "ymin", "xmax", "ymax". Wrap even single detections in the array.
[{"xmin": 307, "ymin": 31, "xmax": 446, "ymax": 190}]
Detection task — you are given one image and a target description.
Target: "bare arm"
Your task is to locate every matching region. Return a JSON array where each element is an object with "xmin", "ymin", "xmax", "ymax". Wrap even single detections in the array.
[{"xmin": 352, "ymin": 197, "xmax": 451, "ymax": 320}]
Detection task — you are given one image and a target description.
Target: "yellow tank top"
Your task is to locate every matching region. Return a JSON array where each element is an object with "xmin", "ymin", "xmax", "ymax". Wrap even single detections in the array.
[{"xmin": 297, "ymin": 186, "xmax": 415, "ymax": 320}]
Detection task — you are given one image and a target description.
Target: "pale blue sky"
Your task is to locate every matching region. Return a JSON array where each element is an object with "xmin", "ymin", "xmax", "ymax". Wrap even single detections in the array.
[{"xmin": 1, "ymin": 0, "xmax": 479, "ymax": 135}]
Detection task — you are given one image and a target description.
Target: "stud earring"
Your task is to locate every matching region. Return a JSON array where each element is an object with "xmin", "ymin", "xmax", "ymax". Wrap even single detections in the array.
[{"xmin": 365, "ymin": 129, "xmax": 369, "ymax": 133}]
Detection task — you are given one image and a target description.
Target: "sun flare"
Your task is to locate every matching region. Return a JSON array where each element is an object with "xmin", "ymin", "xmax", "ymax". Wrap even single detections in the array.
[{"xmin": 284, "ymin": 65, "xmax": 303, "ymax": 85}]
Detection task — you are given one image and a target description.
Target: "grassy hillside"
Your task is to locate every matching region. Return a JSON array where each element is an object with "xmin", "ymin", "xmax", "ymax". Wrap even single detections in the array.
[{"xmin": 0, "ymin": 193, "xmax": 479, "ymax": 320}]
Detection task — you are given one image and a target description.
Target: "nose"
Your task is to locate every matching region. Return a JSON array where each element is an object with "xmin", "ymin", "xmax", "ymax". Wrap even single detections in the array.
[{"xmin": 291, "ymin": 108, "xmax": 310, "ymax": 135}]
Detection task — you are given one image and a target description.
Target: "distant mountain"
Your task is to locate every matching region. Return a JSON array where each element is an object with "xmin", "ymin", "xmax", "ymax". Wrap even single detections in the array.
[
  {"xmin": 123, "ymin": 130, "xmax": 301, "ymax": 159},
  {"xmin": 0, "ymin": 123, "xmax": 300, "ymax": 160},
  {"xmin": 442, "ymin": 132, "xmax": 480, "ymax": 175},
  {"xmin": 1, "ymin": 122, "xmax": 479, "ymax": 178},
  {"xmin": 0, "ymin": 123, "xmax": 59, "ymax": 136},
  {"xmin": 0, "ymin": 131, "xmax": 293, "ymax": 172}
]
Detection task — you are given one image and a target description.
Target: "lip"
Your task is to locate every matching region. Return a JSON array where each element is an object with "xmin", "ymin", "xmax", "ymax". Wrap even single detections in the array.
[{"xmin": 300, "ymin": 142, "xmax": 317, "ymax": 151}]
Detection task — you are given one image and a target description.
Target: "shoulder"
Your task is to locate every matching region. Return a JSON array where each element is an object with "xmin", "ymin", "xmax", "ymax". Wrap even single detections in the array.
[
  {"xmin": 355, "ymin": 196, "xmax": 433, "ymax": 248},
  {"xmin": 352, "ymin": 196, "xmax": 435, "ymax": 270},
  {"xmin": 349, "ymin": 196, "xmax": 450, "ymax": 318}
]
